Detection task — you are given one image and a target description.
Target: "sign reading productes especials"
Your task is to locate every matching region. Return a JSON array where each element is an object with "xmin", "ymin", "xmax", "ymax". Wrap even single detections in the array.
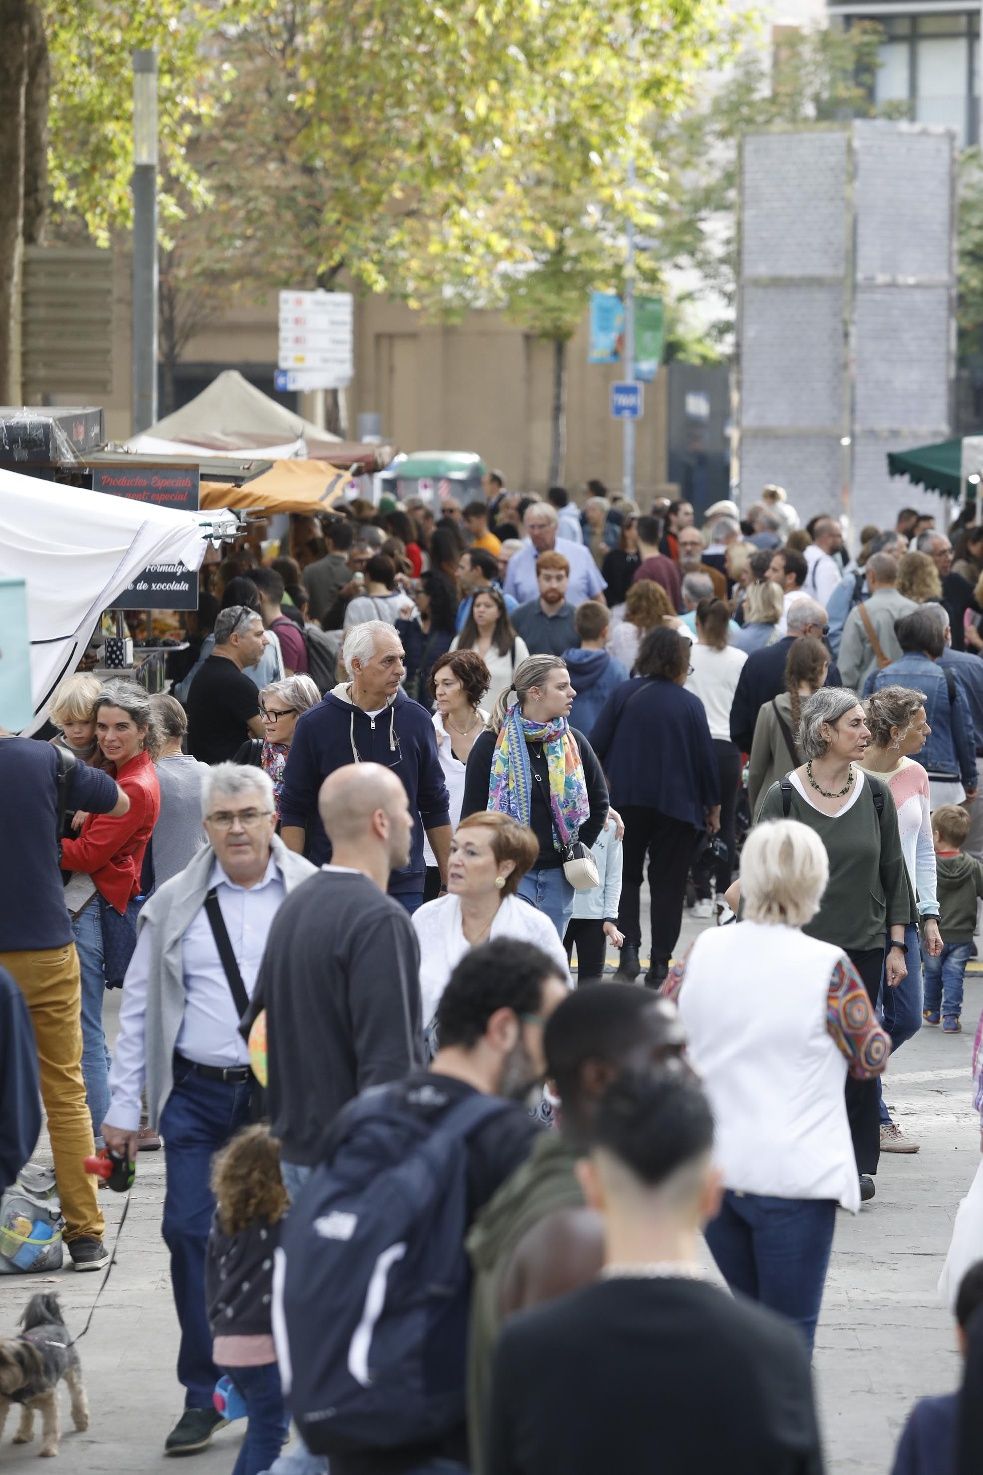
[{"xmin": 91, "ymin": 463, "xmax": 201, "ymax": 610}]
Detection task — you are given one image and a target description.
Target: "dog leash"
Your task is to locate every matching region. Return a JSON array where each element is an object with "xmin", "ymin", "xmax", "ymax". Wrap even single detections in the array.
[{"xmin": 66, "ymin": 1189, "xmax": 133, "ymax": 1346}]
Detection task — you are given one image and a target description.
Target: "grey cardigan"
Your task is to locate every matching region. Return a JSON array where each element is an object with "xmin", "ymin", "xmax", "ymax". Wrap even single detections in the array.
[{"xmin": 137, "ymin": 836, "xmax": 316, "ymax": 1128}]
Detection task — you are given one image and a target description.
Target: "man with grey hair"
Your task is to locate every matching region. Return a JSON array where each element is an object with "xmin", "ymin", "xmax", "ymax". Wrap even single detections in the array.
[
  {"xmin": 186, "ymin": 604, "xmax": 266, "ymax": 764},
  {"xmin": 803, "ymin": 516, "xmax": 844, "ymax": 609},
  {"xmin": 826, "ymin": 529, "xmax": 906, "ymax": 654},
  {"xmin": 729, "ymin": 599, "xmax": 841, "ymax": 753},
  {"xmin": 679, "ymin": 572, "xmax": 741, "ymax": 640},
  {"xmin": 701, "ymin": 516, "xmax": 741, "ymax": 580},
  {"xmin": 918, "ymin": 528, "xmax": 974, "ymax": 651},
  {"xmin": 503, "ymin": 501, "xmax": 607, "ymax": 605},
  {"xmin": 102, "ymin": 763, "xmax": 316, "ymax": 1456},
  {"xmin": 838, "ymin": 553, "xmax": 916, "ymax": 692},
  {"xmin": 280, "ymin": 620, "xmax": 451, "ymax": 909}
]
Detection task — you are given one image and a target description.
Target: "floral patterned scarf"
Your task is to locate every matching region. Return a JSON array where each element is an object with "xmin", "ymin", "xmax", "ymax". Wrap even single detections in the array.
[
  {"xmin": 262, "ymin": 740, "xmax": 290, "ymax": 822},
  {"xmin": 487, "ymin": 706, "xmax": 589, "ymax": 851}
]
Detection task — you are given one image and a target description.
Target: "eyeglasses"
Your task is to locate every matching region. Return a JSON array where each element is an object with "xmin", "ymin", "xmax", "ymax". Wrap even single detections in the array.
[
  {"xmin": 206, "ymin": 809, "xmax": 273, "ymax": 829},
  {"xmin": 688, "ymin": 664, "xmax": 695, "ymax": 675},
  {"xmin": 260, "ymin": 707, "xmax": 294, "ymax": 721}
]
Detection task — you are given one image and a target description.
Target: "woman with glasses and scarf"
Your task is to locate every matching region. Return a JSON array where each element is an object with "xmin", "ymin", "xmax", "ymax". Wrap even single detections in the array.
[
  {"xmin": 461, "ymin": 654, "xmax": 609, "ymax": 938},
  {"xmin": 234, "ymin": 675, "xmax": 321, "ymax": 825}
]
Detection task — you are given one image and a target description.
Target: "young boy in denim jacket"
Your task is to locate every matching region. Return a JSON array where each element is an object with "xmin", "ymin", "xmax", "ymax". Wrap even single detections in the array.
[{"xmin": 924, "ymin": 804, "xmax": 983, "ymax": 1033}]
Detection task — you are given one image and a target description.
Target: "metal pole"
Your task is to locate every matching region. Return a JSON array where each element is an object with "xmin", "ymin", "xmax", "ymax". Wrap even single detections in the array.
[
  {"xmin": 622, "ymin": 153, "xmax": 636, "ymax": 503},
  {"xmin": 132, "ymin": 49, "xmax": 158, "ymax": 434}
]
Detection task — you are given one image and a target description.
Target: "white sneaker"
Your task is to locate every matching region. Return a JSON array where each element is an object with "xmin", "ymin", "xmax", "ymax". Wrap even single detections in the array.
[{"xmin": 691, "ymin": 898, "xmax": 714, "ymax": 920}]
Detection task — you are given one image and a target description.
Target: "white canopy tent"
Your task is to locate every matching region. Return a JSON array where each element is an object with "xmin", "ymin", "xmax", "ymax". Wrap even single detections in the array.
[
  {"xmin": 125, "ymin": 370, "xmax": 340, "ymax": 458},
  {"xmin": 0, "ymin": 465, "xmax": 235, "ymax": 732}
]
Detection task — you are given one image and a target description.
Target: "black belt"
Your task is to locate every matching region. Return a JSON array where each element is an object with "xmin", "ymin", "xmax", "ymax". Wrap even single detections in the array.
[{"xmin": 174, "ymin": 1052, "xmax": 252, "ymax": 1086}]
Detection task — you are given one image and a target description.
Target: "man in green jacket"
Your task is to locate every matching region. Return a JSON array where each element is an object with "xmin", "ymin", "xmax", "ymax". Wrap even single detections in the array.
[{"xmin": 466, "ymin": 986, "xmax": 687, "ymax": 1473}]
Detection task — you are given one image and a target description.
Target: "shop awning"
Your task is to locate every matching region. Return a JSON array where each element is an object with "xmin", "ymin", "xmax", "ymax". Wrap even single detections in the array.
[
  {"xmin": 887, "ymin": 437, "xmax": 983, "ymax": 499},
  {"xmin": 200, "ymin": 458, "xmax": 350, "ymax": 514}
]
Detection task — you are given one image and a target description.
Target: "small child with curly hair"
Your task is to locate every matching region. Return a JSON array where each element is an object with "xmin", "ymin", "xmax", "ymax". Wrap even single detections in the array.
[{"xmin": 206, "ymin": 1125, "xmax": 290, "ymax": 1475}]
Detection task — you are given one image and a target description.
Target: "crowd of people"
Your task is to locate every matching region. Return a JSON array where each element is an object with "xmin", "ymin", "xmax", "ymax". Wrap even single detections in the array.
[{"xmin": 4, "ymin": 474, "xmax": 983, "ymax": 1475}]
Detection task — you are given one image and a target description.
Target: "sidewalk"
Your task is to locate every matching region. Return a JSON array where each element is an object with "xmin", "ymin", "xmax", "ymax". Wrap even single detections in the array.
[{"xmin": 1, "ymin": 964, "xmax": 980, "ymax": 1473}]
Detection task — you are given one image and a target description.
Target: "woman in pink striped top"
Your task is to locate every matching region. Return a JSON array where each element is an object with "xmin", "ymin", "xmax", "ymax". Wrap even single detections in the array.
[{"xmin": 861, "ymin": 686, "xmax": 944, "ymax": 1153}]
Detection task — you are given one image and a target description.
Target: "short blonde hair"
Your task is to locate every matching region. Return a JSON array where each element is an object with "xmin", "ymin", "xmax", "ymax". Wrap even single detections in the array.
[
  {"xmin": 740, "ymin": 819, "xmax": 829, "ymax": 927},
  {"xmin": 50, "ymin": 673, "xmax": 104, "ymax": 727},
  {"xmin": 743, "ymin": 580, "xmax": 783, "ymax": 626}
]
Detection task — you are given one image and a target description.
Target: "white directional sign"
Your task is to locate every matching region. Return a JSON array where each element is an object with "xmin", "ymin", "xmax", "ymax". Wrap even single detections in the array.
[{"xmin": 277, "ymin": 290, "xmax": 353, "ymax": 388}]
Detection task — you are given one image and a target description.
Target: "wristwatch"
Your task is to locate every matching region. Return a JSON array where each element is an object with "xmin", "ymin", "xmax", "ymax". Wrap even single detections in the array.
[{"xmin": 889, "ymin": 940, "xmax": 908, "ymax": 955}]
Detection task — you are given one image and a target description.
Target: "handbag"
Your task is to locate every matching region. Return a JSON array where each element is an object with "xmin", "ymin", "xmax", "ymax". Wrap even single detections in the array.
[
  {"xmin": 100, "ymin": 896, "xmax": 141, "ymax": 989},
  {"xmin": 562, "ymin": 839, "xmax": 600, "ymax": 891}
]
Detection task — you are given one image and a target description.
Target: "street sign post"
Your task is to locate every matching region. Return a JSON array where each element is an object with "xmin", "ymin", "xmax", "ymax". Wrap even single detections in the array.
[
  {"xmin": 611, "ymin": 381, "xmax": 643, "ymax": 420},
  {"xmin": 277, "ymin": 290, "xmax": 353, "ymax": 390}
]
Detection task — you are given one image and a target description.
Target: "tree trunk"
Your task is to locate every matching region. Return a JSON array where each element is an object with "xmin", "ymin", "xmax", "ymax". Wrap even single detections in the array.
[
  {"xmin": 0, "ymin": 0, "xmax": 30, "ymax": 403},
  {"xmin": 548, "ymin": 336, "xmax": 567, "ymax": 486},
  {"xmin": 22, "ymin": 3, "xmax": 47, "ymax": 246}
]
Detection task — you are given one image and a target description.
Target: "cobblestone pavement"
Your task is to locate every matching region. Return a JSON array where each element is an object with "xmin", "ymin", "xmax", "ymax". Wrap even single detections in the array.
[{"xmin": 1, "ymin": 937, "xmax": 980, "ymax": 1473}]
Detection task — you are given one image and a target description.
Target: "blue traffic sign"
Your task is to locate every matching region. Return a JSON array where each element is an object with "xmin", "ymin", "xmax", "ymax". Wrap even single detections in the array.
[
  {"xmin": 611, "ymin": 381, "xmax": 643, "ymax": 419},
  {"xmin": 274, "ymin": 370, "xmax": 289, "ymax": 391}
]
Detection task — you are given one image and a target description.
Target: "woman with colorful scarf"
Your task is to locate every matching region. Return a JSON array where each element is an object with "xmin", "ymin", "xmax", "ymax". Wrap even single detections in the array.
[
  {"xmin": 234, "ymin": 675, "xmax": 320, "ymax": 824},
  {"xmin": 461, "ymin": 655, "xmax": 609, "ymax": 937}
]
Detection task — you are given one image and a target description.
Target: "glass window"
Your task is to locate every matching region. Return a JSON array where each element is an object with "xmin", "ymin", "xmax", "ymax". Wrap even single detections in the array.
[
  {"xmin": 875, "ymin": 39, "xmax": 911, "ymax": 104},
  {"xmin": 916, "ymin": 34, "xmax": 969, "ymax": 142},
  {"xmin": 917, "ymin": 13, "xmax": 968, "ymax": 36}
]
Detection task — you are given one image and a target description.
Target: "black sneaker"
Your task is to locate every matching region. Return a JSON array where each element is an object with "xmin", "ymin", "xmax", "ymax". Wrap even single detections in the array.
[
  {"xmin": 614, "ymin": 942, "xmax": 640, "ymax": 982},
  {"xmin": 859, "ymin": 1174, "xmax": 875, "ymax": 1204},
  {"xmin": 165, "ymin": 1408, "xmax": 227, "ymax": 1456},
  {"xmin": 68, "ymin": 1236, "xmax": 110, "ymax": 1272}
]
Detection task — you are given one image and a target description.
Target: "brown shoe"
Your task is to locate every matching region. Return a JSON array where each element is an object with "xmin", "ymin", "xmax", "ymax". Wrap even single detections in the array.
[
  {"xmin": 137, "ymin": 1126, "xmax": 162, "ymax": 1152},
  {"xmin": 880, "ymin": 1122, "xmax": 919, "ymax": 1154}
]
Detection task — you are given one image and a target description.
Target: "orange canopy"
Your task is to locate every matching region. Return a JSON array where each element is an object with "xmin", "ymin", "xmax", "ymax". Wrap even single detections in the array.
[{"xmin": 200, "ymin": 459, "xmax": 350, "ymax": 513}]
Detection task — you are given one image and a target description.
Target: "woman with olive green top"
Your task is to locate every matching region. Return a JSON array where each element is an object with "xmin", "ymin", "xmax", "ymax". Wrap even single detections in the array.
[{"xmin": 756, "ymin": 687, "xmax": 910, "ymax": 1201}]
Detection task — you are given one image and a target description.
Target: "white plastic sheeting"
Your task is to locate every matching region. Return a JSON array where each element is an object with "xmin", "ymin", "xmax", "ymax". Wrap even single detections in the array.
[{"xmin": 0, "ymin": 465, "xmax": 209, "ymax": 731}]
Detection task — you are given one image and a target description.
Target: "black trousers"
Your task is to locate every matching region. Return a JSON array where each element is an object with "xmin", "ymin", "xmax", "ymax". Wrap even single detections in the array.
[
  {"xmin": 618, "ymin": 807, "xmax": 702, "ymax": 971},
  {"xmin": 564, "ymin": 918, "xmax": 607, "ymax": 983},
  {"xmin": 694, "ymin": 740, "xmax": 742, "ymax": 898},
  {"xmin": 423, "ymin": 866, "xmax": 442, "ymax": 903},
  {"xmin": 845, "ymin": 947, "xmax": 885, "ymax": 1176}
]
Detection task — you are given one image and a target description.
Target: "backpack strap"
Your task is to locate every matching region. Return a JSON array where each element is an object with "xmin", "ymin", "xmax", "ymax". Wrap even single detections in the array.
[
  {"xmin": 857, "ymin": 602, "xmax": 890, "ymax": 669},
  {"xmin": 944, "ymin": 666, "xmax": 957, "ymax": 705},
  {"xmin": 780, "ymin": 776, "xmax": 793, "ymax": 818},
  {"xmin": 54, "ymin": 746, "xmax": 77, "ymax": 863},
  {"xmin": 203, "ymin": 887, "xmax": 250, "ymax": 1019},
  {"xmin": 770, "ymin": 699, "xmax": 798, "ymax": 765},
  {"xmin": 429, "ymin": 1090, "xmax": 511, "ymax": 1144}
]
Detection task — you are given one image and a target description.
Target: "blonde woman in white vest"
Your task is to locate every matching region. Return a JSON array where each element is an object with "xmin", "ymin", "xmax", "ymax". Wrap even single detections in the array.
[{"xmin": 662, "ymin": 819, "xmax": 890, "ymax": 1355}]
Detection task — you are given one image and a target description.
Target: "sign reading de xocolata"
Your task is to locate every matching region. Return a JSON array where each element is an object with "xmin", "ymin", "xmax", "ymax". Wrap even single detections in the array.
[{"xmin": 92, "ymin": 463, "xmax": 201, "ymax": 610}]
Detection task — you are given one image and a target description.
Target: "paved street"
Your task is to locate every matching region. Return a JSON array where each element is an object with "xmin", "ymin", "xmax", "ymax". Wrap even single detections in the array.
[{"xmin": 1, "ymin": 950, "xmax": 980, "ymax": 1474}]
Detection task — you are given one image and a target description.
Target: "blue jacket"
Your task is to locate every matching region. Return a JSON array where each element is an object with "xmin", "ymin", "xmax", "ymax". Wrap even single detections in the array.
[
  {"xmin": 890, "ymin": 1392, "xmax": 956, "ymax": 1475},
  {"xmin": 940, "ymin": 647, "xmax": 983, "ymax": 750},
  {"xmin": 279, "ymin": 685, "xmax": 450, "ymax": 889},
  {"xmin": 564, "ymin": 648, "xmax": 630, "ymax": 739},
  {"xmin": 865, "ymin": 653, "xmax": 976, "ymax": 788},
  {"xmin": 590, "ymin": 676, "xmax": 719, "ymax": 827}
]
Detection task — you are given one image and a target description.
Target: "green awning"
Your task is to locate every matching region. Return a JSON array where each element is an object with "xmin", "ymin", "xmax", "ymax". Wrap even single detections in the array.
[{"xmin": 887, "ymin": 437, "xmax": 978, "ymax": 499}]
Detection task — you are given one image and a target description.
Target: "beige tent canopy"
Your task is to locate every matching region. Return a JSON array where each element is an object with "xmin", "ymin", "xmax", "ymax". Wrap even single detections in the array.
[
  {"xmin": 200, "ymin": 459, "xmax": 350, "ymax": 514},
  {"xmin": 125, "ymin": 370, "xmax": 341, "ymax": 457}
]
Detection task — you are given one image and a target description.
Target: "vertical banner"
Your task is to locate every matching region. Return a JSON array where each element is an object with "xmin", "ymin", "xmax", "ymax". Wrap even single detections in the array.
[
  {"xmin": 634, "ymin": 297, "xmax": 664, "ymax": 382},
  {"xmin": 588, "ymin": 292, "xmax": 624, "ymax": 363},
  {"xmin": 0, "ymin": 578, "xmax": 33, "ymax": 731},
  {"xmin": 589, "ymin": 291, "xmax": 663, "ymax": 380}
]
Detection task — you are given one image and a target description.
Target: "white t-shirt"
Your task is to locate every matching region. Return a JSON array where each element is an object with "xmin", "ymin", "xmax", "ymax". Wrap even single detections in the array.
[{"xmin": 685, "ymin": 643, "xmax": 748, "ymax": 742}]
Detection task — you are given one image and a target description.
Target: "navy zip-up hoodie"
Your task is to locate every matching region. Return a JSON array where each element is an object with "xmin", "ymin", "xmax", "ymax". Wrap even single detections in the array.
[{"xmin": 279, "ymin": 684, "xmax": 451, "ymax": 889}]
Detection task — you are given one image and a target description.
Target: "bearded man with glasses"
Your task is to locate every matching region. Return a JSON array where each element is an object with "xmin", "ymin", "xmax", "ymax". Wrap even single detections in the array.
[{"xmin": 101, "ymin": 764, "xmax": 316, "ymax": 1458}]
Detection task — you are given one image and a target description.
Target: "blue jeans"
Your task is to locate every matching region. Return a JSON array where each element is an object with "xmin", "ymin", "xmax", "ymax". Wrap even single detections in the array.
[
  {"xmin": 223, "ymin": 1364, "xmax": 289, "ymax": 1475},
  {"xmin": 877, "ymin": 922, "xmax": 923, "ymax": 1126},
  {"xmin": 160, "ymin": 1064, "xmax": 253, "ymax": 1409},
  {"xmin": 71, "ymin": 901, "xmax": 110, "ymax": 1143},
  {"xmin": 923, "ymin": 941, "xmax": 974, "ymax": 1021},
  {"xmin": 704, "ymin": 1190, "xmax": 837, "ymax": 1355},
  {"xmin": 518, "ymin": 865, "xmax": 574, "ymax": 939}
]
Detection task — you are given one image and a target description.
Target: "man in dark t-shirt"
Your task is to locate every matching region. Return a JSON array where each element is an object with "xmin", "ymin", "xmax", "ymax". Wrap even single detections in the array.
[
  {"xmin": 0, "ymin": 736, "xmax": 125, "ymax": 1270},
  {"xmin": 186, "ymin": 604, "xmax": 266, "ymax": 763},
  {"xmin": 330, "ymin": 938, "xmax": 570, "ymax": 1475},
  {"xmin": 487, "ymin": 1072, "xmax": 822, "ymax": 1475}
]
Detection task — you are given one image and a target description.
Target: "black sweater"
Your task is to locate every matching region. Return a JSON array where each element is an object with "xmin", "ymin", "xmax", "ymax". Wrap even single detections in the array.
[
  {"xmin": 206, "ymin": 1217, "xmax": 280, "ymax": 1341},
  {"xmin": 246, "ymin": 871, "xmax": 424, "ymax": 1165},
  {"xmin": 461, "ymin": 727, "xmax": 608, "ymax": 869}
]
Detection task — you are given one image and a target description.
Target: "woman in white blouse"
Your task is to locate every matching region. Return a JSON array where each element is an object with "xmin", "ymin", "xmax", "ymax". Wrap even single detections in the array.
[
  {"xmin": 422, "ymin": 649, "xmax": 492, "ymax": 901},
  {"xmin": 685, "ymin": 597, "xmax": 747, "ymax": 914},
  {"xmin": 413, "ymin": 812, "xmax": 570, "ymax": 1035},
  {"xmin": 860, "ymin": 684, "xmax": 943, "ymax": 1152},
  {"xmin": 450, "ymin": 587, "xmax": 529, "ymax": 713}
]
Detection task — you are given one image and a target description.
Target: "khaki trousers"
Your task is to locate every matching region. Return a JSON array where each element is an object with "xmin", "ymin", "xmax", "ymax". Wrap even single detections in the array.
[{"xmin": 0, "ymin": 943, "xmax": 104, "ymax": 1242}]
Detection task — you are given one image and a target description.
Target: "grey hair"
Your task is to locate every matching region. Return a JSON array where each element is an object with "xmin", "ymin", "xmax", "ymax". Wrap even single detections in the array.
[
  {"xmin": 524, "ymin": 501, "xmax": 559, "ymax": 526},
  {"xmin": 741, "ymin": 819, "xmax": 829, "ymax": 927},
  {"xmin": 915, "ymin": 531, "xmax": 945, "ymax": 555},
  {"xmin": 342, "ymin": 620, "xmax": 400, "ymax": 678},
  {"xmin": 920, "ymin": 600, "xmax": 950, "ymax": 633},
  {"xmin": 865, "ymin": 552, "xmax": 898, "ymax": 585},
  {"xmin": 709, "ymin": 516, "xmax": 740, "ymax": 542},
  {"xmin": 490, "ymin": 654, "xmax": 567, "ymax": 729},
  {"xmin": 260, "ymin": 675, "xmax": 321, "ymax": 713},
  {"xmin": 95, "ymin": 680, "xmax": 162, "ymax": 760},
  {"xmin": 786, "ymin": 598, "xmax": 827, "ymax": 634},
  {"xmin": 499, "ymin": 538, "xmax": 523, "ymax": 556},
  {"xmin": 200, "ymin": 762, "xmax": 275, "ymax": 820},
  {"xmin": 214, "ymin": 605, "xmax": 261, "ymax": 645},
  {"xmin": 864, "ymin": 684, "xmax": 928, "ymax": 749},
  {"xmin": 682, "ymin": 572, "xmax": 714, "ymax": 604},
  {"xmin": 798, "ymin": 686, "xmax": 863, "ymax": 760},
  {"xmin": 355, "ymin": 526, "xmax": 385, "ymax": 550}
]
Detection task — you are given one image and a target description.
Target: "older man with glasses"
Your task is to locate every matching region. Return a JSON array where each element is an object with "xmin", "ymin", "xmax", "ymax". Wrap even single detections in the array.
[
  {"xmin": 101, "ymin": 764, "xmax": 316, "ymax": 1458},
  {"xmin": 186, "ymin": 604, "xmax": 268, "ymax": 763}
]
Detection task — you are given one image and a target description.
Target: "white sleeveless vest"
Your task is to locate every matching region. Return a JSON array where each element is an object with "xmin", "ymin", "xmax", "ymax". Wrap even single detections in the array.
[{"xmin": 679, "ymin": 920, "xmax": 860, "ymax": 1213}]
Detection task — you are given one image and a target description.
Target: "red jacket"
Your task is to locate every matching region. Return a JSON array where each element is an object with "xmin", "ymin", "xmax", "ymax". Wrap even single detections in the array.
[{"xmin": 61, "ymin": 749, "xmax": 161, "ymax": 913}]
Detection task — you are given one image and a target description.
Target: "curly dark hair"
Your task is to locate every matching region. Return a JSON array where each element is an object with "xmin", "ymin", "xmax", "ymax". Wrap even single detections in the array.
[
  {"xmin": 635, "ymin": 625, "xmax": 689, "ymax": 682},
  {"xmin": 435, "ymin": 938, "xmax": 564, "ymax": 1048},
  {"xmin": 210, "ymin": 1124, "xmax": 288, "ymax": 1237},
  {"xmin": 428, "ymin": 648, "xmax": 491, "ymax": 706}
]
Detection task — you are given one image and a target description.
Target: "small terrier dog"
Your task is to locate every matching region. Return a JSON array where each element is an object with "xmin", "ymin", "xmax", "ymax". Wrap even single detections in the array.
[{"xmin": 0, "ymin": 1293, "xmax": 88, "ymax": 1457}]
